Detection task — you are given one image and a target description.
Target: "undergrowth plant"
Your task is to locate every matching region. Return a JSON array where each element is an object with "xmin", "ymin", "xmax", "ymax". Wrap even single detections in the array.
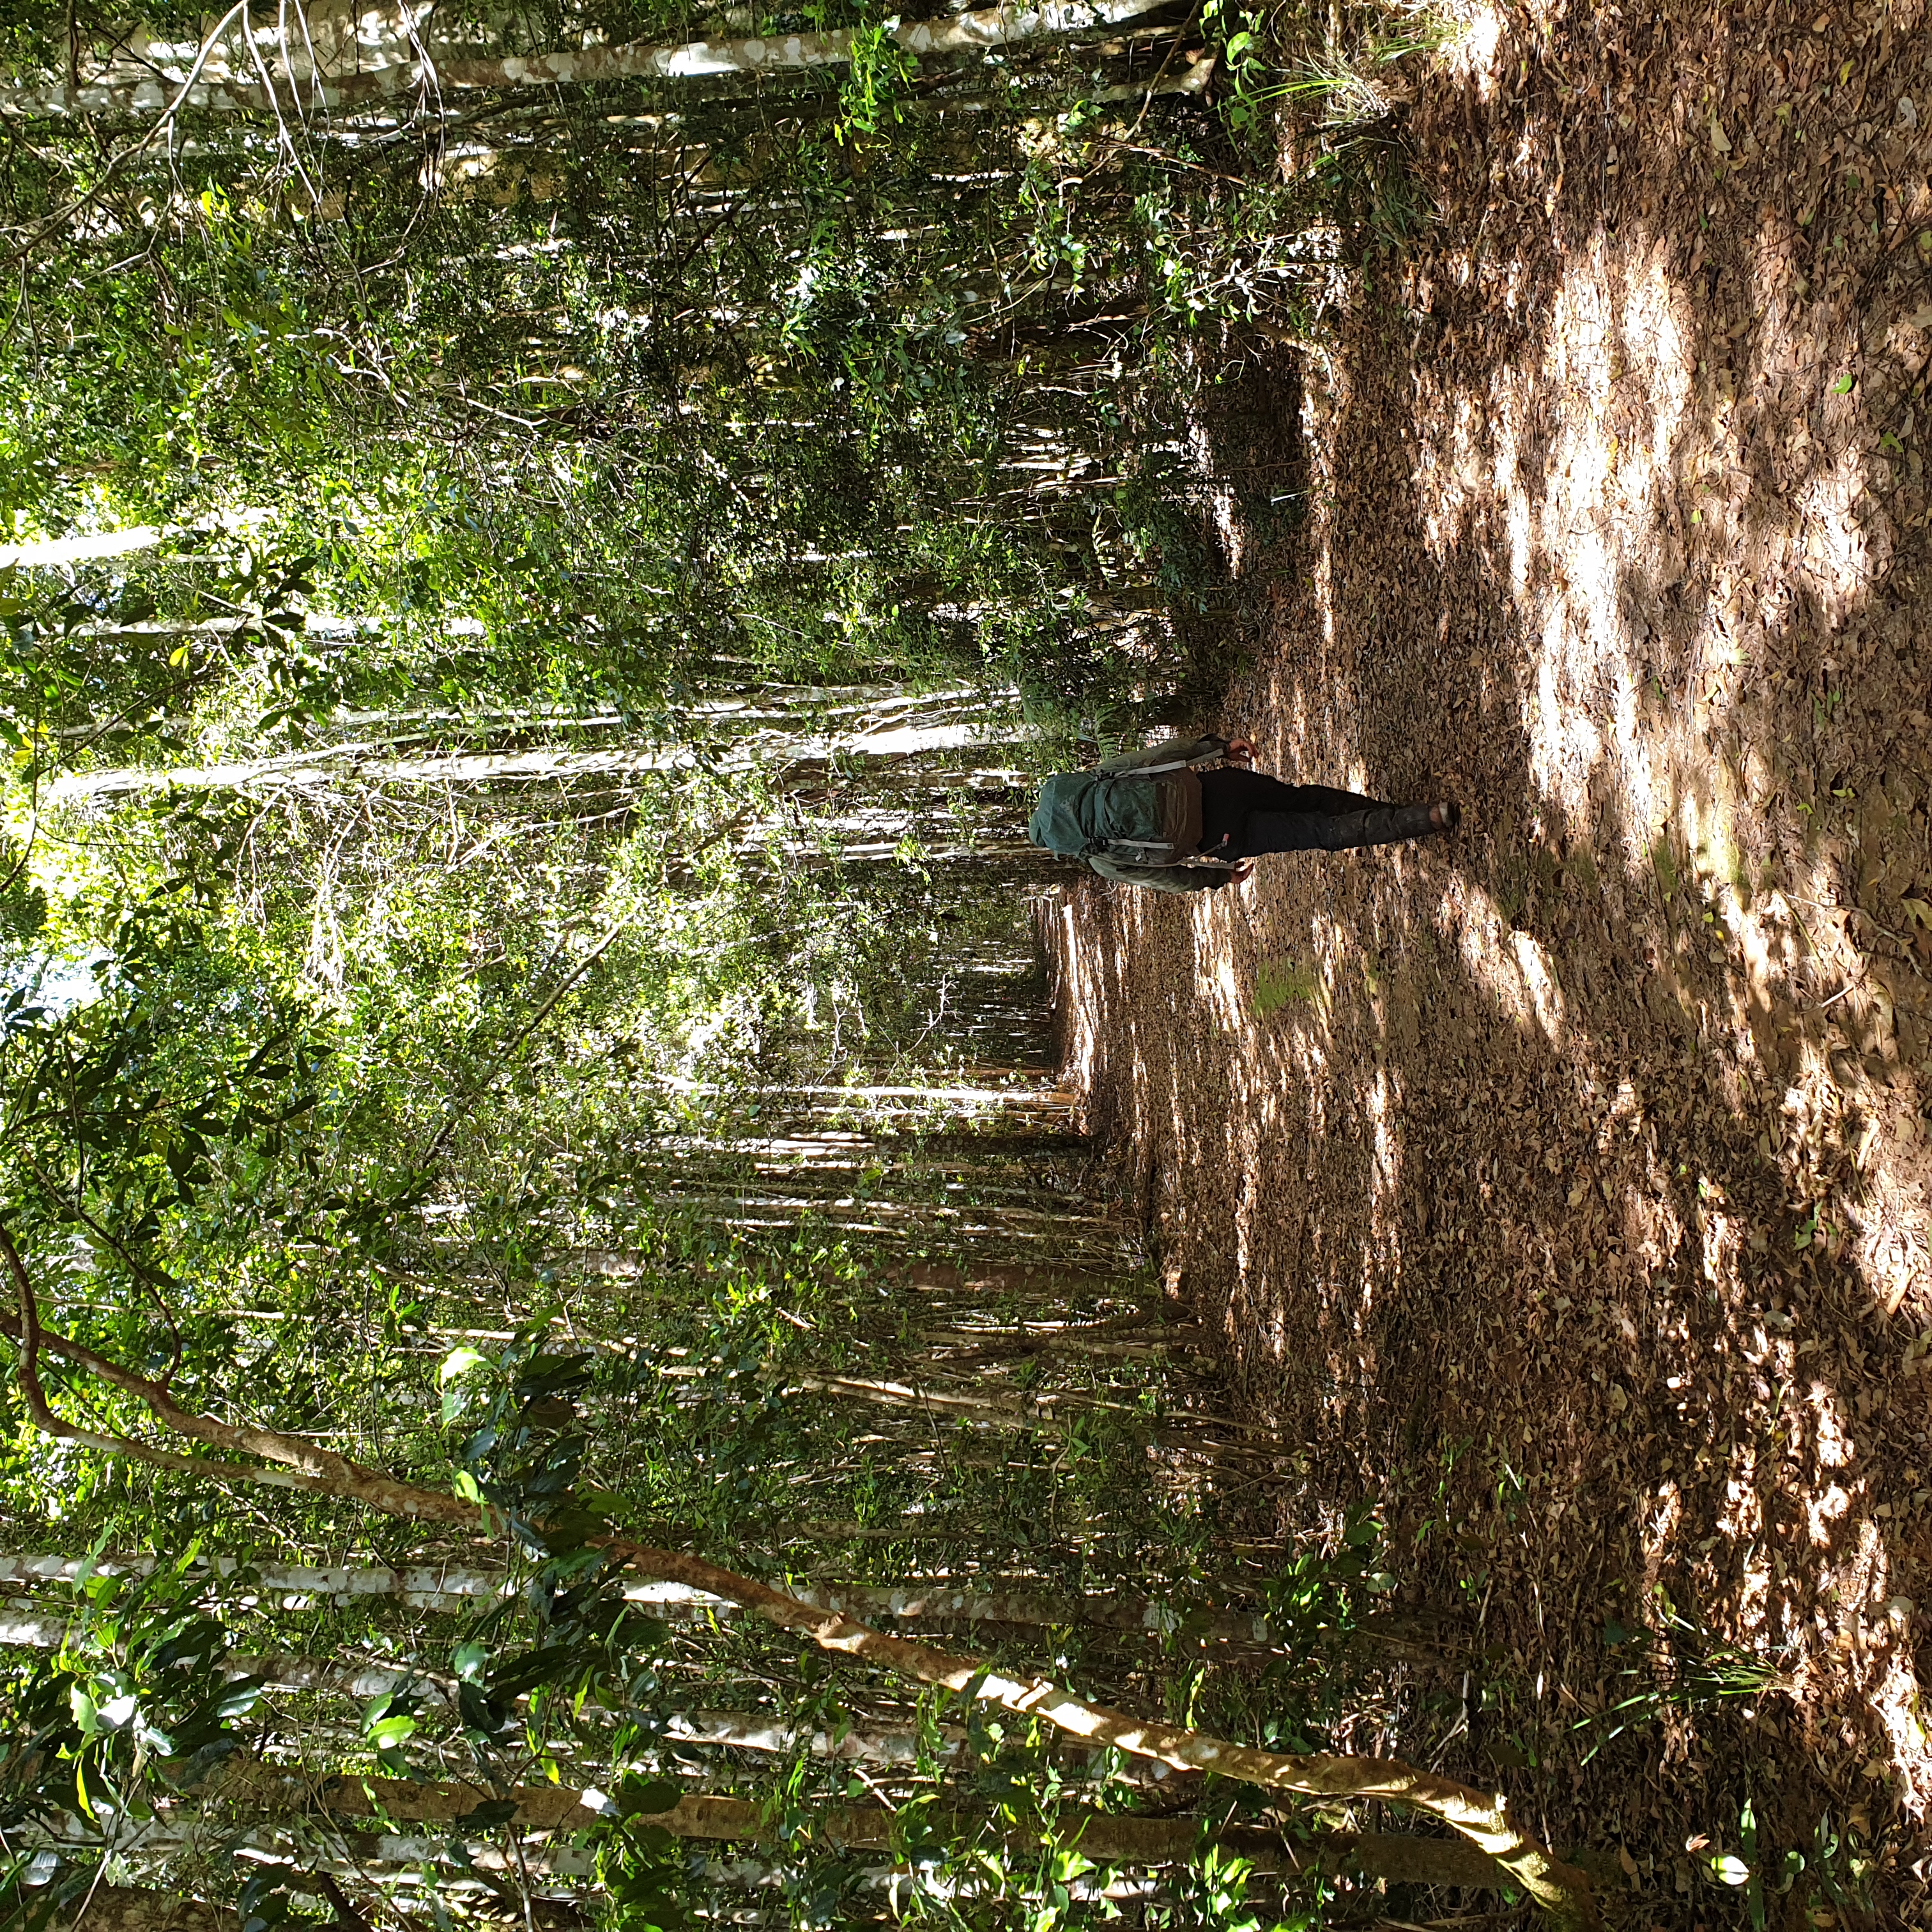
[{"xmin": 1575, "ymin": 1595, "xmax": 1794, "ymax": 1764}]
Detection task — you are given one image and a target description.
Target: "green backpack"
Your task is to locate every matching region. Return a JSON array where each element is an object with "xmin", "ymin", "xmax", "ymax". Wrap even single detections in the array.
[
  {"xmin": 1027, "ymin": 772, "xmax": 1171, "ymax": 859},
  {"xmin": 1026, "ymin": 736, "xmax": 1228, "ymax": 861}
]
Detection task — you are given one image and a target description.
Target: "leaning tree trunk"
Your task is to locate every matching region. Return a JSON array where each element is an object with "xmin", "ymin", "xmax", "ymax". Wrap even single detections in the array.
[{"xmin": 0, "ymin": 1226, "xmax": 1597, "ymax": 1926}]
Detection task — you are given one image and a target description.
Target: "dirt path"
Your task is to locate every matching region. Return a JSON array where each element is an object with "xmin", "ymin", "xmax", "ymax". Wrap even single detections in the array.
[{"xmin": 1048, "ymin": 0, "xmax": 1932, "ymax": 1918}]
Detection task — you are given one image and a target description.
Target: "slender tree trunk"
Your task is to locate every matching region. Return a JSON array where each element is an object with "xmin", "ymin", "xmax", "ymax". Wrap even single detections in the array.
[
  {"xmin": 0, "ymin": 527, "xmax": 164, "ymax": 567},
  {"xmin": 197, "ymin": 1768, "xmax": 1511, "ymax": 1889},
  {"xmin": 49, "ymin": 726, "xmax": 1032, "ymax": 803},
  {"xmin": 0, "ymin": 1549, "xmax": 1409, "ymax": 1649},
  {"xmin": 20, "ymin": 1812, "xmax": 1503, "ymax": 1913},
  {"xmin": 782, "ymin": 1370, "xmax": 1276, "ymax": 1462},
  {"xmin": 3, "ymin": 0, "xmax": 1189, "ymax": 116},
  {"xmin": 25, "ymin": 1777, "xmax": 1499, "ymax": 1903}
]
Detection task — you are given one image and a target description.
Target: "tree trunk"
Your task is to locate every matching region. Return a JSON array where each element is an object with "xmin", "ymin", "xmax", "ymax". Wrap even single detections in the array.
[
  {"xmin": 208, "ymin": 1768, "xmax": 1510, "ymax": 1889},
  {"xmin": 3, "ymin": 0, "xmax": 1189, "ymax": 117},
  {"xmin": 0, "ymin": 1550, "xmax": 1439, "ymax": 1655}
]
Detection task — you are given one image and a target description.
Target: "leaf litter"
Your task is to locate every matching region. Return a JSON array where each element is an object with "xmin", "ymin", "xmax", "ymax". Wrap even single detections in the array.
[{"xmin": 1050, "ymin": 0, "xmax": 1932, "ymax": 1915}]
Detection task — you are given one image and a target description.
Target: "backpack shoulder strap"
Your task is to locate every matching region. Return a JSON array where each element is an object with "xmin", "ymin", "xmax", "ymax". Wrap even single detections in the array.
[{"xmin": 1098, "ymin": 735, "xmax": 1229, "ymax": 776}]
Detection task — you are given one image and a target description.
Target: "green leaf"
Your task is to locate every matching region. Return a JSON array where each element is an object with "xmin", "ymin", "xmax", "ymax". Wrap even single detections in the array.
[
  {"xmin": 456, "ymin": 1798, "xmax": 521, "ymax": 1830},
  {"xmin": 75, "ymin": 1759, "xmax": 111, "ymax": 1820},
  {"xmin": 457, "ymin": 1682, "xmax": 510, "ymax": 1737},
  {"xmin": 213, "ymin": 1678, "xmax": 266, "ymax": 1721},
  {"xmin": 1829, "ymin": 372, "xmax": 1855, "ymax": 394},
  {"xmin": 1710, "ymin": 1853, "xmax": 1751, "ymax": 1886},
  {"xmin": 618, "ymin": 1775, "xmax": 681, "ymax": 1817},
  {"xmin": 367, "ymin": 1713, "xmax": 418, "ymax": 1749},
  {"xmin": 441, "ymin": 1346, "xmax": 494, "ymax": 1421}
]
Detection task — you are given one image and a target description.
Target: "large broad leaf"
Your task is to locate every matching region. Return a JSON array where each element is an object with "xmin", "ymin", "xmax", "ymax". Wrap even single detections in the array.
[
  {"xmin": 618, "ymin": 1777, "xmax": 682, "ymax": 1818},
  {"xmin": 457, "ymin": 1682, "xmax": 514, "ymax": 1740}
]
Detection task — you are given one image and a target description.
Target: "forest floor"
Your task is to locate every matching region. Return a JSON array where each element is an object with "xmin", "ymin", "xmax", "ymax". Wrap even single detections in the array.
[{"xmin": 1045, "ymin": 0, "xmax": 1932, "ymax": 1920}]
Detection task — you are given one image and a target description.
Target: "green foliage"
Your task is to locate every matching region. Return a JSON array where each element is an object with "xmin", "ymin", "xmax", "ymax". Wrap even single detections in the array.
[
  {"xmin": 1688, "ymin": 1793, "xmax": 1876, "ymax": 1929},
  {"xmin": 1574, "ymin": 1596, "xmax": 1791, "ymax": 1763},
  {"xmin": 594, "ymin": 1773, "xmax": 693, "ymax": 1932},
  {"xmin": 0, "ymin": 838, "xmax": 46, "ymax": 946},
  {"xmin": 1201, "ymin": 0, "xmax": 1272, "ymax": 134},
  {"xmin": 836, "ymin": 17, "xmax": 920, "ymax": 142},
  {"xmin": 0, "ymin": 1550, "xmax": 267, "ymax": 1857},
  {"xmin": 0, "ymin": 12, "xmax": 1464, "ymax": 1926},
  {"xmin": 1163, "ymin": 1843, "xmax": 1325, "ymax": 1932}
]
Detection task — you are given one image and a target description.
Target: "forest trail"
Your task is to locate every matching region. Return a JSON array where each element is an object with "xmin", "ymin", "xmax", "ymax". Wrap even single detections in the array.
[{"xmin": 1050, "ymin": 0, "xmax": 1932, "ymax": 1906}]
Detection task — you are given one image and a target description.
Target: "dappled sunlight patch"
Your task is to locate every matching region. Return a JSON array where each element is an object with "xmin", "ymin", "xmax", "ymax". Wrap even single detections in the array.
[
  {"xmin": 1793, "ymin": 447, "xmax": 1879, "ymax": 625},
  {"xmin": 1696, "ymin": 1195, "xmax": 1745, "ymax": 1287},
  {"xmin": 1356, "ymin": 1069, "xmax": 1402, "ymax": 1321},
  {"xmin": 1871, "ymin": 1644, "xmax": 1932, "ymax": 1818},
  {"xmin": 1726, "ymin": 885, "xmax": 1805, "ymax": 1015},
  {"xmin": 1807, "ymin": 1482, "xmax": 1855, "ymax": 1552},
  {"xmin": 1846, "ymin": 1205, "xmax": 1930, "ymax": 1321},
  {"xmin": 1449, "ymin": 882, "xmax": 1568, "ymax": 1045},
  {"xmin": 1433, "ymin": 0, "xmax": 1505, "ymax": 102},
  {"xmin": 1202, "ymin": 927, "xmax": 1250, "ymax": 1036},
  {"xmin": 1818, "ymin": 1521, "xmax": 1932, "ymax": 1818},
  {"xmin": 1510, "ymin": 930, "xmax": 1567, "ymax": 1043},
  {"xmin": 1641, "ymin": 1480, "xmax": 1683, "ymax": 1594},
  {"xmin": 1367, "ymin": 1068, "xmax": 1398, "ymax": 1195},
  {"xmin": 1046, "ymin": 0, "xmax": 1932, "ymax": 1880},
  {"xmin": 1407, "ymin": 183, "xmax": 1932, "ymax": 1347},
  {"xmin": 1716, "ymin": 1460, "xmax": 1764, "ymax": 1560},
  {"xmin": 1807, "ymin": 1383, "xmax": 1854, "ymax": 1475}
]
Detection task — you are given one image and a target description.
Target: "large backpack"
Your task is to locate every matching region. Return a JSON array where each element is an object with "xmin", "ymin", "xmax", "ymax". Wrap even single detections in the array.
[
  {"xmin": 1026, "ymin": 735, "xmax": 1229, "ymax": 861},
  {"xmin": 1027, "ymin": 771, "xmax": 1176, "ymax": 859}
]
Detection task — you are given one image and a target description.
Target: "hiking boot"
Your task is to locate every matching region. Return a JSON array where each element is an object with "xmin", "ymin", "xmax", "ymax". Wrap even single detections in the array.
[{"xmin": 1317, "ymin": 802, "xmax": 1457, "ymax": 850}]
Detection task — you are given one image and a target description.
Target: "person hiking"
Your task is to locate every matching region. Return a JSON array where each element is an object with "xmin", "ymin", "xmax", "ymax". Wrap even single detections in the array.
[{"xmin": 1027, "ymin": 733, "xmax": 1459, "ymax": 895}]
